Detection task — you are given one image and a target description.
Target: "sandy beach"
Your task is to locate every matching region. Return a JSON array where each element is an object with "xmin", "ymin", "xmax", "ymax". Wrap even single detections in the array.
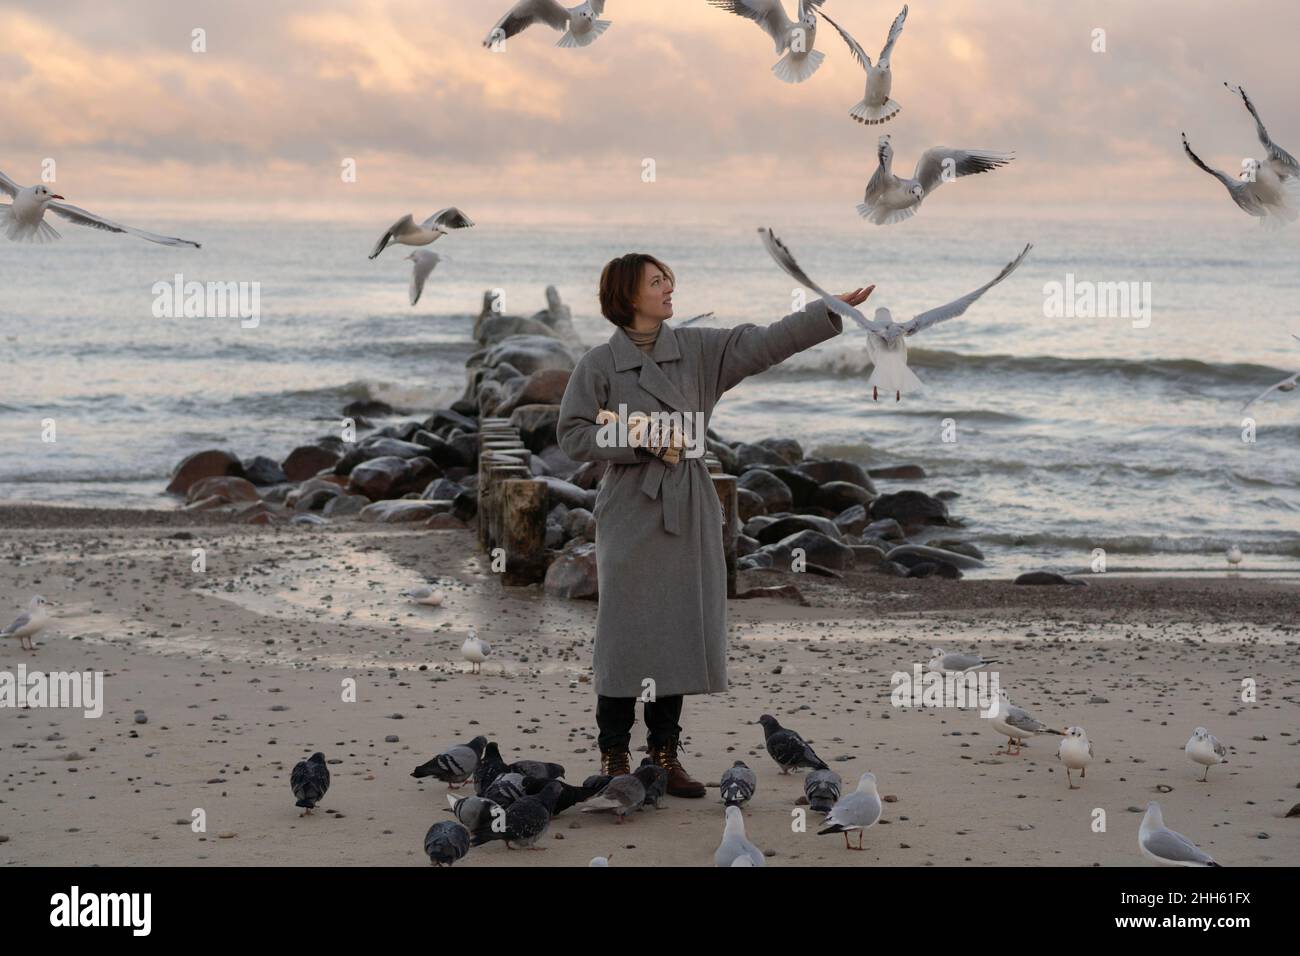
[{"xmin": 1, "ymin": 505, "xmax": 1295, "ymax": 868}]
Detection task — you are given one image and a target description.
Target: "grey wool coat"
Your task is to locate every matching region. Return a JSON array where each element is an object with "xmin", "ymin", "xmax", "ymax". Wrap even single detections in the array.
[{"xmin": 556, "ymin": 298, "xmax": 843, "ymax": 698}]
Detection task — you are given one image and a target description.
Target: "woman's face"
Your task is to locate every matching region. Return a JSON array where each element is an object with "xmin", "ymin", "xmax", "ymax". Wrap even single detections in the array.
[{"xmin": 632, "ymin": 262, "xmax": 674, "ymax": 324}]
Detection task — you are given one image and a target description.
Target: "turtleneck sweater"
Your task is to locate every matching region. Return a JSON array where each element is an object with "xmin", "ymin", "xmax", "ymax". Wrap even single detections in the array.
[{"xmin": 622, "ymin": 324, "xmax": 660, "ymax": 354}]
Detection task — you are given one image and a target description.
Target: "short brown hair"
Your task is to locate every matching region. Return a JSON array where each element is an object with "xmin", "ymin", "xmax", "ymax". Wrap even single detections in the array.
[{"xmin": 598, "ymin": 253, "xmax": 675, "ymax": 328}]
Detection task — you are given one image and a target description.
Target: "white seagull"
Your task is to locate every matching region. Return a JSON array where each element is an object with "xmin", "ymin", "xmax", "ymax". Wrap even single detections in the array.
[
  {"xmin": 1057, "ymin": 726, "xmax": 1093, "ymax": 789},
  {"xmin": 369, "ymin": 208, "xmax": 474, "ymax": 260},
  {"xmin": 707, "ymin": 0, "xmax": 827, "ymax": 84},
  {"xmin": 0, "ymin": 169, "xmax": 201, "ymax": 247},
  {"xmin": 714, "ymin": 805, "xmax": 766, "ymax": 866},
  {"xmin": 484, "ymin": 1, "xmax": 612, "ymax": 49},
  {"xmin": 989, "ymin": 689, "xmax": 1062, "ymax": 756},
  {"xmin": 927, "ymin": 646, "xmax": 999, "ymax": 674},
  {"xmin": 1, "ymin": 595, "xmax": 50, "ymax": 652},
  {"xmin": 859, "ymin": 134, "xmax": 1014, "ymax": 225},
  {"xmin": 1225, "ymin": 544, "xmax": 1244, "ymax": 568},
  {"xmin": 816, "ymin": 5, "xmax": 908, "ymax": 125},
  {"xmin": 759, "ymin": 227, "xmax": 1031, "ymax": 401},
  {"xmin": 401, "ymin": 585, "xmax": 445, "ymax": 606},
  {"xmin": 1243, "ymin": 334, "xmax": 1300, "ymax": 410},
  {"xmin": 816, "ymin": 771, "xmax": 882, "ymax": 851},
  {"xmin": 1139, "ymin": 802, "xmax": 1220, "ymax": 867},
  {"xmin": 1185, "ymin": 727, "xmax": 1228, "ymax": 782},
  {"xmin": 462, "ymin": 630, "xmax": 491, "ymax": 674},
  {"xmin": 406, "ymin": 251, "xmax": 444, "ymax": 307}
]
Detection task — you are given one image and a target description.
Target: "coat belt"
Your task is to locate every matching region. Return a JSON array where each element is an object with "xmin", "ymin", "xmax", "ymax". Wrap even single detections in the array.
[{"xmin": 636, "ymin": 455, "xmax": 702, "ymax": 536}]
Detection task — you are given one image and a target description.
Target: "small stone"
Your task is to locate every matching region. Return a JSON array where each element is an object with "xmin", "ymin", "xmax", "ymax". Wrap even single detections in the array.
[
  {"xmin": 384, "ymin": 735, "xmax": 399, "ymax": 743},
  {"xmin": 218, "ymin": 832, "xmax": 237, "ymax": 839},
  {"xmin": 134, "ymin": 713, "xmax": 148, "ymax": 724}
]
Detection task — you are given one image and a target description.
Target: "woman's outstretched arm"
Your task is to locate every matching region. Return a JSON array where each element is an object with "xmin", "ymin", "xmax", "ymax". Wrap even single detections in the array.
[
  {"xmin": 557, "ymin": 351, "xmax": 646, "ymax": 464},
  {"xmin": 709, "ymin": 298, "xmax": 845, "ymax": 395}
]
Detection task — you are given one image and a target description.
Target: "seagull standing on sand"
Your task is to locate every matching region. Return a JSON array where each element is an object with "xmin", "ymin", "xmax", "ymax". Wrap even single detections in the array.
[
  {"xmin": 859, "ymin": 135, "xmax": 1014, "ymax": 226},
  {"xmin": 1, "ymin": 595, "xmax": 49, "ymax": 652},
  {"xmin": 816, "ymin": 5, "xmax": 908, "ymax": 124},
  {"xmin": 1185, "ymin": 727, "xmax": 1228, "ymax": 782},
  {"xmin": 369, "ymin": 208, "xmax": 474, "ymax": 259},
  {"xmin": 817, "ymin": 771, "xmax": 882, "ymax": 850},
  {"xmin": 757, "ymin": 714, "xmax": 830, "ymax": 773},
  {"xmin": 715, "ymin": 805, "xmax": 766, "ymax": 866},
  {"xmin": 927, "ymin": 647, "xmax": 999, "ymax": 674},
  {"xmin": 1243, "ymin": 335, "xmax": 1300, "ymax": 410},
  {"xmin": 290, "ymin": 752, "xmax": 331, "ymax": 815},
  {"xmin": 406, "ymin": 251, "xmax": 443, "ymax": 307},
  {"xmin": 707, "ymin": 1, "xmax": 828, "ymax": 84},
  {"xmin": 759, "ymin": 227, "xmax": 1030, "ymax": 401},
  {"xmin": 1139, "ymin": 802, "xmax": 1220, "ymax": 867},
  {"xmin": 1057, "ymin": 726, "xmax": 1093, "ymax": 789},
  {"xmin": 484, "ymin": 1, "xmax": 612, "ymax": 49},
  {"xmin": 0, "ymin": 169, "xmax": 201, "ymax": 247},
  {"xmin": 462, "ymin": 630, "xmax": 491, "ymax": 673},
  {"xmin": 990, "ymin": 689, "xmax": 1062, "ymax": 756},
  {"xmin": 401, "ymin": 584, "xmax": 445, "ymax": 606},
  {"xmin": 1225, "ymin": 544, "xmax": 1244, "ymax": 568}
]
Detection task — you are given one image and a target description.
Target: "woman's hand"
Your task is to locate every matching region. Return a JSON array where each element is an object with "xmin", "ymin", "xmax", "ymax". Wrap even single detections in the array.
[{"xmin": 837, "ymin": 285, "xmax": 875, "ymax": 308}]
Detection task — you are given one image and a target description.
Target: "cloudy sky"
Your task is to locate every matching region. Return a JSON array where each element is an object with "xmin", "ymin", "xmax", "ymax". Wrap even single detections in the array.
[{"xmin": 2, "ymin": 0, "xmax": 1297, "ymax": 222}]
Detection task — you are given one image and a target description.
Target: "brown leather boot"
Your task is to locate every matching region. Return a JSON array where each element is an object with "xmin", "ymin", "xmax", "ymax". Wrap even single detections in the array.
[
  {"xmin": 599, "ymin": 747, "xmax": 631, "ymax": 777},
  {"xmin": 648, "ymin": 736, "xmax": 706, "ymax": 798}
]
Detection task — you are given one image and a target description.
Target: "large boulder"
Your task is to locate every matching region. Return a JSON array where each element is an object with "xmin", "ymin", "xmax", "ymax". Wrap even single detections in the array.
[
  {"xmin": 812, "ymin": 480, "xmax": 874, "ymax": 513},
  {"xmin": 759, "ymin": 529, "xmax": 855, "ymax": 570},
  {"xmin": 242, "ymin": 455, "xmax": 288, "ymax": 486},
  {"xmin": 348, "ymin": 456, "xmax": 411, "ymax": 500},
  {"xmin": 544, "ymin": 542, "xmax": 598, "ymax": 599},
  {"xmin": 166, "ymin": 449, "xmax": 244, "ymax": 496},
  {"xmin": 281, "ymin": 444, "xmax": 343, "ymax": 482},
  {"xmin": 476, "ymin": 314, "xmax": 560, "ymax": 346},
  {"xmin": 411, "ymin": 430, "xmax": 470, "ymax": 469},
  {"xmin": 482, "ymin": 335, "xmax": 576, "ymax": 376},
  {"xmin": 794, "ymin": 459, "xmax": 876, "ymax": 495},
  {"xmin": 870, "ymin": 490, "xmax": 950, "ymax": 528},
  {"xmin": 185, "ymin": 475, "xmax": 259, "ymax": 505},
  {"xmin": 359, "ymin": 500, "xmax": 443, "ymax": 523},
  {"xmin": 537, "ymin": 475, "xmax": 596, "ymax": 511},
  {"xmin": 869, "ymin": 464, "xmax": 927, "ymax": 481},
  {"xmin": 423, "ymin": 408, "xmax": 479, "ymax": 434},
  {"xmin": 494, "ymin": 368, "xmax": 573, "ymax": 417},
  {"xmin": 736, "ymin": 469, "xmax": 793, "ymax": 513},
  {"xmin": 734, "ymin": 442, "xmax": 788, "ymax": 469},
  {"xmin": 755, "ymin": 514, "xmax": 843, "ymax": 545},
  {"xmin": 510, "ymin": 404, "xmax": 561, "ymax": 453},
  {"xmin": 756, "ymin": 437, "xmax": 804, "ymax": 465},
  {"xmin": 765, "ymin": 466, "xmax": 821, "ymax": 508}
]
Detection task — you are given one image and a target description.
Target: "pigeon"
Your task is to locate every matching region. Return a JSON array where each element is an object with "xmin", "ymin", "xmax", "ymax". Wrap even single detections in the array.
[
  {"xmin": 423, "ymin": 821, "xmax": 471, "ymax": 866},
  {"xmin": 474, "ymin": 742, "xmax": 511, "ymax": 795},
  {"xmin": 760, "ymin": 227, "xmax": 1030, "ymax": 400},
  {"xmin": 818, "ymin": 771, "xmax": 883, "ymax": 850},
  {"xmin": 1242, "ymin": 335, "xmax": 1300, "ymax": 410},
  {"xmin": 803, "ymin": 768, "xmax": 842, "ymax": 813},
  {"xmin": 582, "ymin": 773, "xmax": 613, "ymax": 792},
  {"xmin": 484, "ymin": 1, "xmax": 612, "ymax": 49},
  {"xmin": 1139, "ymin": 802, "xmax": 1220, "ymax": 867},
  {"xmin": 483, "ymin": 772, "xmax": 528, "ymax": 807},
  {"xmin": 509, "ymin": 759, "xmax": 566, "ymax": 783},
  {"xmin": 1186, "ymin": 727, "xmax": 1228, "ymax": 782},
  {"xmin": 757, "ymin": 714, "xmax": 829, "ymax": 773},
  {"xmin": 927, "ymin": 647, "xmax": 999, "ymax": 674},
  {"xmin": 1, "ymin": 595, "xmax": 49, "ymax": 652},
  {"xmin": 720, "ymin": 761, "xmax": 757, "ymax": 807},
  {"xmin": 411, "ymin": 735, "xmax": 488, "ymax": 788},
  {"xmin": 522, "ymin": 775, "xmax": 601, "ymax": 815},
  {"xmin": 0, "ymin": 169, "xmax": 201, "ymax": 247},
  {"xmin": 369, "ymin": 207, "xmax": 473, "ymax": 259},
  {"xmin": 1058, "ymin": 726, "xmax": 1093, "ymax": 789},
  {"xmin": 859, "ymin": 134, "xmax": 1014, "ymax": 226},
  {"xmin": 579, "ymin": 766, "xmax": 659, "ymax": 823},
  {"xmin": 715, "ymin": 805, "xmax": 766, "ymax": 867},
  {"xmin": 472, "ymin": 780, "xmax": 563, "ymax": 849},
  {"xmin": 707, "ymin": 0, "xmax": 827, "ymax": 84},
  {"xmin": 406, "ymin": 251, "xmax": 443, "ymax": 307},
  {"xmin": 445, "ymin": 792, "xmax": 502, "ymax": 841},
  {"xmin": 462, "ymin": 630, "xmax": 491, "ymax": 673},
  {"xmin": 816, "ymin": 4, "xmax": 908, "ymax": 124},
  {"xmin": 990, "ymin": 690, "xmax": 1063, "ymax": 756},
  {"xmin": 290, "ymin": 752, "xmax": 331, "ymax": 815},
  {"xmin": 401, "ymin": 585, "xmax": 445, "ymax": 606},
  {"xmin": 635, "ymin": 759, "xmax": 670, "ymax": 808}
]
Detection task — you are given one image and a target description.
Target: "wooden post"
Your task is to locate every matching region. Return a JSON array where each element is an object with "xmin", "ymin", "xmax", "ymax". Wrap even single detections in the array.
[
  {"xmin": 485, "ymin": 461, "xmax": 531, "ymax": 553},
  {"xmin": 499, "ymin": 478, "xmax": 548, "ymax": 586}
]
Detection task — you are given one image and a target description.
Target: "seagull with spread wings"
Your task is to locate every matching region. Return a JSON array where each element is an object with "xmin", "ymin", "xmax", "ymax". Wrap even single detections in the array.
[
  {"xmin": 369, "ymin": 207, "xmax": 474, "ymax": 260},
  {"xmin": 759, "ymin": 227, "xmax": 1030, "ymax": 400},
  {"xmin": 816, "ymin": 4, "xmax": 908, "ymax": 125},
  {"xmin": 707, "ymin": 1, "xmax": 827, "ymax": 84},
  {"xmin": 858, "ymin": 134, "xmax": 1014, "ymax": 225},
  {"xmin": 1243, "ymin": 335, "xmax": 1300, "ymax": 410},
  {"xmin": 483, "ymin": 1, "xmax": 612, "ymax": 49},
  {"xmin": 0, "ymin": 168, "xmax": 200, "ymax": 247}
]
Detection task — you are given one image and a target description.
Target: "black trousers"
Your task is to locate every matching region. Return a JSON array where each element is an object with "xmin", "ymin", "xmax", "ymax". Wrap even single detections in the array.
[{"xmin": 596, "ymin": 694, "xmax": 684, "ymax": 752}]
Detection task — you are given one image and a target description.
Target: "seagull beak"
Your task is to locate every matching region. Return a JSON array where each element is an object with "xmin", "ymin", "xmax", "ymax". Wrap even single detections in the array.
[{"xmin": 52, "ymin": 194, "xmax": 65, "ymax": 200}]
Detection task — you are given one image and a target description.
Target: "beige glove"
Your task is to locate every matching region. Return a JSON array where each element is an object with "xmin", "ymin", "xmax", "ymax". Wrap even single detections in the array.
[{"xmin": 597, "ymin": 408, "xmax": 683, "ymax": 465}]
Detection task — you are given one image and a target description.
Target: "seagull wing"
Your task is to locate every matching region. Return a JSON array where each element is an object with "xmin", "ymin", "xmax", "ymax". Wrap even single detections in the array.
[
  {"xmin": 1004, "ymin": 705, "xmax": 1049, "ymax": 735},
  {"xmin": 44, "ymin": 201, "xmax": 201, "ymax": 248},
  {"xmin": 708, "ymin": 0, "xmax": 794, "ymax": 50},
  {"xmin": 677, "ymin": 311, "xmax": 715, "ymax": 327},
  {"xmin": 757, "ymin": 227, "xmax": 889, "ymax": 334},
  {"xmin": 422, "ymin": 207, "xmax": 475, "ymax": 231},
  {"xmin": 877, "ymin": 3, "xmax": 908, "ymax": 67},
  {"xmin": 1243, "ymin": 370, "xmax": 1300, "ymax": 410},
  {"xmin": 864, "ymin": 135, "xmax": 895, "ymax": 201},
  {"xmin": 1228, "ymin": 84, "xmax": 1300, "ymax": 177},
  {"xmin": 914, "ymin": 147, "xmax": 1014, "ymax": 195},
  {"xmin": 1, "ymin": 611, "xmax": 31, "ymax": 636},
  {"xmin": 1145, "ymin": 827, "xmax": 1216, "ymax": 866},
  {"xmin": 1181, "ymin": 133, "xmax": 1263, "ymax": 215},
  {"xmin": 370, "ymin": 214, "xmax": 414, "ymax": 259},
  {"xmin": 815, "ymin": 8, "xmax": 871, "ymax": 70},
  {"xmin": 902, "ymin": 243, "xmax": 1032, "ymax": 336},
  {"xmin": 410, "ymin": 253, "xmax": 441, "ymax": 306},
  {"xmin": 0, "ymin": 168, "xmax": 20, "ymax": 200},
  {"xmin": 1210, "ymin": 736, "xmax": 1227, "ymax": 760},
  {"xmin": 486, "ymin": 0, "xmax": 570, "ymax": 44}
]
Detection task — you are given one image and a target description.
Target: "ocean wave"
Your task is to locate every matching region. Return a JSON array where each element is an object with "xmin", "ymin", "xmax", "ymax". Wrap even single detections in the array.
[{"xmin": 974, "ymin": 531, "xmax": 1300, "ymax": 557}]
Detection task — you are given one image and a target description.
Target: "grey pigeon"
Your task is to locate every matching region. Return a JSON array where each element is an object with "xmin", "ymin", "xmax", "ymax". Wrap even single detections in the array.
[
  {"xmin": 715, "ymin": 805, "xmax": 765, "ymax": 867},
  {"xmin": 579, "ymin": 766, "xmax": 658, "ymax": 823},
  {"xmin": 290, "ymin": 752, "xmax": 330, "ymax": 815},
  {"xmin": 804, "ymin": 768, "xmax": 842, "ymax": 813},
  {"xmin": 472, "ymin": 780, "xmax": 563, "ymax": 849},
  {"xmin": 423, "ymin": 821, "xmax": 471, "ymax": 866},
  {"xmin": 411, "ymin": 735, "xmax": 487, "ymax": 787},
  {"xmin": 474, "ymin": 741, "xmax": 510, "ymax": 795},
  {"xmin": 720, "ymin": 761, "xmax": 757, "ymax": 807},
  {"xmin": 636, "ymin": 759, "xmax": 670, "ymax": 807},
  {"xmin": 483, "ymin": 772, "xmax": 527, "ymax": 807},
  {"xmin": 817, "ymin": 771, "xmax": 882, "ymax": 850},
  {"xmin": 757, "ymin": 714, "xmax": 829, "ymax": 773},
  {"xmin": 509, "ymin": 759, "xmax": 566, "ymax": 783},
  {"xmin": 1139, "ymin": 802, "xmax": 1220, "ymax": 867},
  {"xmin": 521, "ymin": 775, "xmax": 602, "ymax": 815},
  {"xmin": 445, "ymin": 793, "xmax": 502, "ymax": 841}
]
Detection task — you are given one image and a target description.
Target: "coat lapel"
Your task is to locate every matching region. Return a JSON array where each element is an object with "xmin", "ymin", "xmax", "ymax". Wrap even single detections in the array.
[{"xmin": 607, "ymin": 321, "xmax": 692, "ymax": 415}]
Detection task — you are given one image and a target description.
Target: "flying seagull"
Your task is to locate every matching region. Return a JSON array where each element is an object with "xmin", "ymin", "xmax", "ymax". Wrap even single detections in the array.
[
  {"xmin": 406, "ymin": 251, "xmax": 443, "ymax": 307},
  {"xmin": 816, "ymin": 5, "xmax": 908, "ymax": 124},
  {"xmin": 369, "ymin": 207, "xmax": 474, "ymax": 259},
  {"xmin": 859, "ymin": 134, "xmax": 1014, "ymax": 225},
  {"xmin": 759, "ymin": 226, "xmax": 1031, "ymax": 400},
  {"xmin": 1243, "ymin": 334, "xmax": 1300, "ymax": 410},
  {"xmin": 484, "ymin": 1, "xmax": 612, "ymax": 49},
  {"xmin": 707, "ymin": 1, "xmax": 828, "ymax": 84},
  {"xmin": 0, "ymin": 169, "xmax": 201, "ymax": 247}
]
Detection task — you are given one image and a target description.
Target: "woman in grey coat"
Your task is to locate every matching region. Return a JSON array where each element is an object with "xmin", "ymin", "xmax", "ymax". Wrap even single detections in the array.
[{"xmin": 556, "ymin": 252, "xmax": 872, "ymax": 796}]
